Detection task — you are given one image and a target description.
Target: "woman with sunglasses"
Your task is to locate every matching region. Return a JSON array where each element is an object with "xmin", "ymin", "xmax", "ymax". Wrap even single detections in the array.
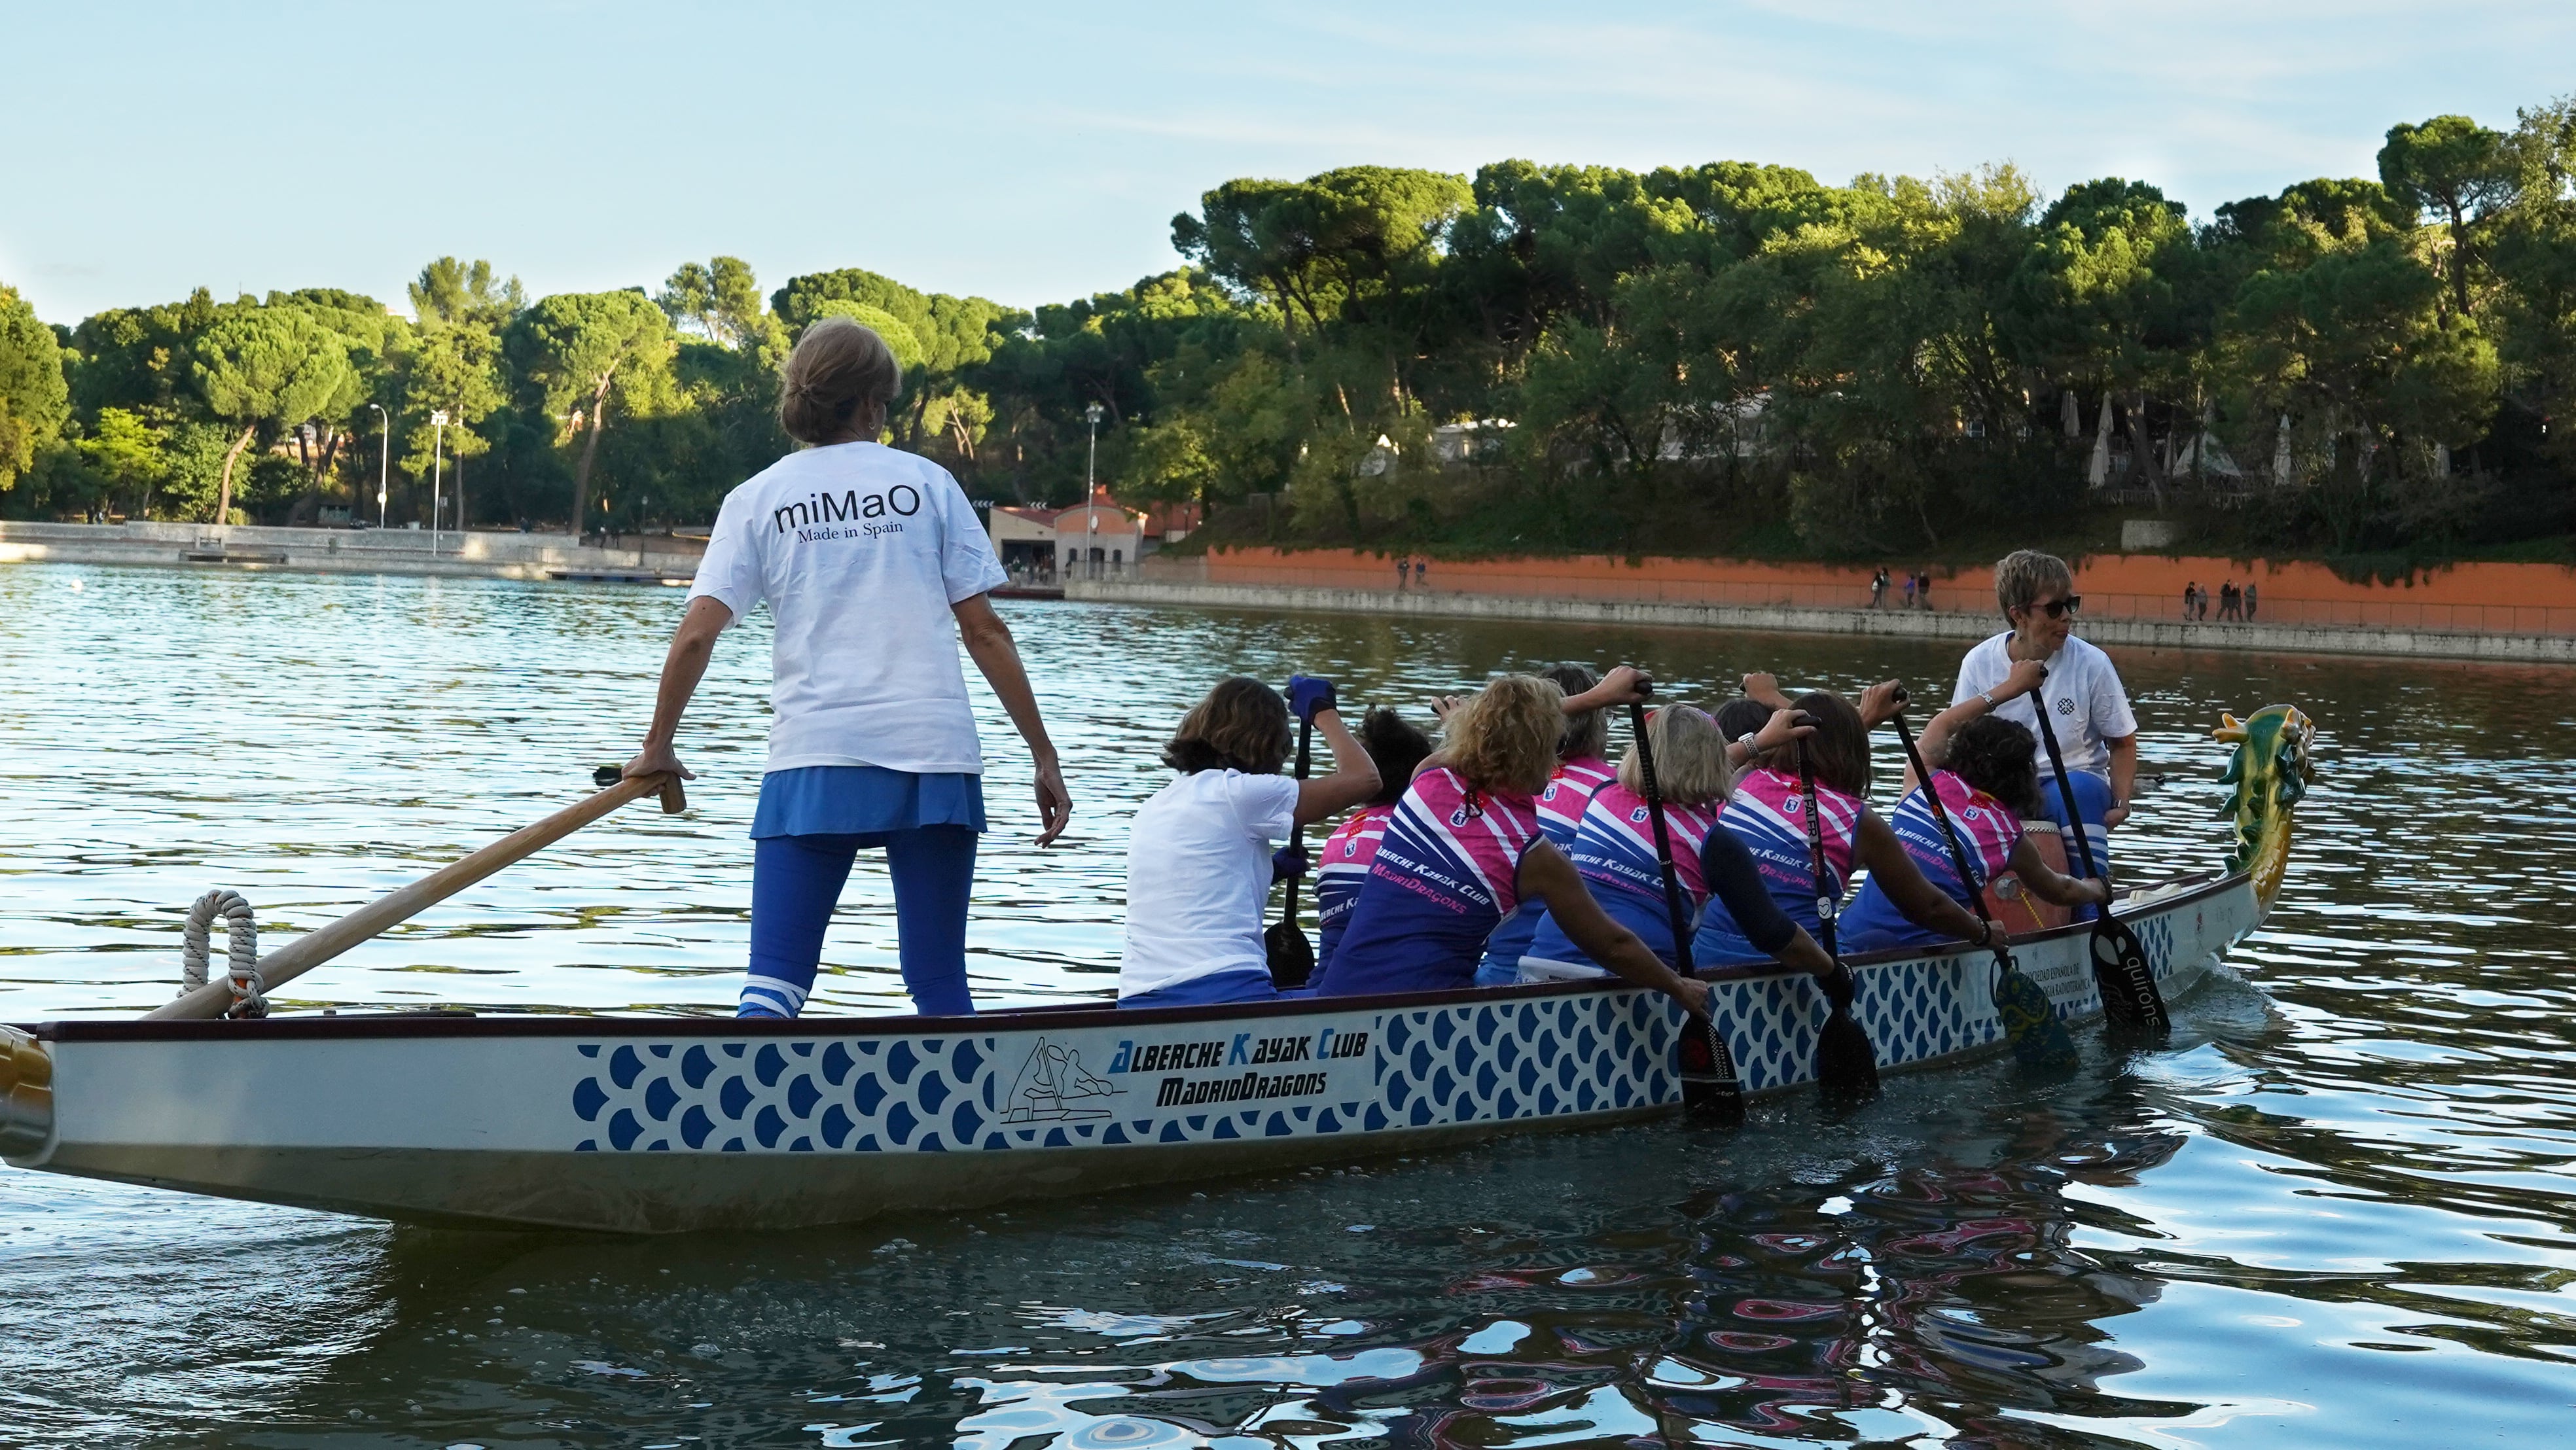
[{"xmin": 1951, "ymin": 550, "xmax": 2138, "ymax": 853}]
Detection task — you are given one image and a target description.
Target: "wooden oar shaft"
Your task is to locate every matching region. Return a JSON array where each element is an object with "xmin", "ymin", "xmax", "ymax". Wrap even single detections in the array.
[{"xmin": 146, "ymin": 773, "xmax": 684, "ymax": 1021}]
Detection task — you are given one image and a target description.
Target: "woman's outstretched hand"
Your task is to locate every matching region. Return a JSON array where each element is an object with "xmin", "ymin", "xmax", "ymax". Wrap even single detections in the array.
[
  {"xmin": 1032, "ymin": 754, "xmax": 1071, "ymax": 847},
  {"xmin": 622, "ymin": 741, "xmax": 695, "ymax": 783}
]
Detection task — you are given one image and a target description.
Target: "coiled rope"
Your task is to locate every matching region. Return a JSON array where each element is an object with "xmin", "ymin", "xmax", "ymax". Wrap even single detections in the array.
[{"xmin": 180, "ymin": 889, "xmax": 265, "ymax": 1019}]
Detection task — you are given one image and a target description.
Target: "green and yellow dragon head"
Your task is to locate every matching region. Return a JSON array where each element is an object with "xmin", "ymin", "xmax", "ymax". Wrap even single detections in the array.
[{"xmin": 2214, "ymin": 704, "xmax": 2317, "ymax": 915}]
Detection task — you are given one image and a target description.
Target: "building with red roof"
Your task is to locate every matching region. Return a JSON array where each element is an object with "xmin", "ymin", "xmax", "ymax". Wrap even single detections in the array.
[{"xmin": 982, "ymin": 489, "xmax": 1196, "ymax": 582}]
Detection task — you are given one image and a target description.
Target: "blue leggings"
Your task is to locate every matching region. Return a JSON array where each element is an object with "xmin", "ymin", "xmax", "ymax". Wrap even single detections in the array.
[{"xmin": 744, "ymin": 827, "xmax": 978, "ymax": 1018}]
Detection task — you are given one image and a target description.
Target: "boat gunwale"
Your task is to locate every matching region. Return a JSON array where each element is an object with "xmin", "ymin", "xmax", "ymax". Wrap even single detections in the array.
[{"xmin": 14, "ymin": 870, "xmax": 2235, "ymax": 1045}]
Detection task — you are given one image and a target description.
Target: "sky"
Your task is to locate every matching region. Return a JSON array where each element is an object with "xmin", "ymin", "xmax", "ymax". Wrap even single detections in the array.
[{"xmin": 4, "ymin": 0, "xmax": 2571, "ymax": 326}]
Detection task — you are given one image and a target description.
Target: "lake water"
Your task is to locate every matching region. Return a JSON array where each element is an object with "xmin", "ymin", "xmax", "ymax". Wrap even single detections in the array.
[{"xmin": 4, "ymin": 562, "xmax": 2574, "ymax": 1447}]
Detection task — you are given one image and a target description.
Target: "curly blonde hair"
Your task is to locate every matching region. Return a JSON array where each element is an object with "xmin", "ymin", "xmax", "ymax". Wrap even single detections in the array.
[
  {"xmin": 1442, "ymin": 675, "xmax": 1565, "ymax": 795},
  {"xmin": 1617, "ymin": 705, "xmax": 1728, "ymax": 805}
]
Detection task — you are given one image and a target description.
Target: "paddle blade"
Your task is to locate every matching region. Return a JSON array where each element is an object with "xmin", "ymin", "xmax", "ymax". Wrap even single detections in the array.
[
  {"xmin": 1264, "ymin": 920, "xmax": 1315, "ymax": 991},
  {"xmin": 2090, "ymin": 915, "xmax": 2170, "ymax": 1037},
  {"xmin": 1992, "ymin": 961, "xmax": 2081, "ymax": 1073},
  {"xmin": 1678, "ymin": 1011, "xmax": 1745, "ymax": 1123},
  {"xmin": 1813, "ymin": 965, "xmax": 1879, "ymax": 1102}
]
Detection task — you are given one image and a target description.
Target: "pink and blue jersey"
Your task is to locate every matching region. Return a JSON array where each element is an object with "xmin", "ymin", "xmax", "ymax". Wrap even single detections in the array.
[
  {"xmin": 1315, "ymin": 768, "xmax": 1545, "ymax": 997},
  {"xmin": 1690, "ymin": 768, "xmax": 1863, "ymax": 965},
  {"xmin": 1314, "ymin": 803, "xmax": 1395, "ymax": 976},
  {"xmin": 1522, "ymin": 783, "xmax": 1719, "ymax": 968},
  {"xmin": 1842, "ymin": 771, "xmax": 2020, "ymax": 950},
  {"xmin": 1475, "ymin": 756, "xmax": 1615, "ymax": 981}
]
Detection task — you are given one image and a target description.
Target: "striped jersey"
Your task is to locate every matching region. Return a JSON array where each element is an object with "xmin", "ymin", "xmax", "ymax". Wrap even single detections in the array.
[
  {"xmin": 1522, "ymin": 783, "xmax": 1721, "ymax": 968},
  {"xmin": 1535, "ymin": 756, "xmax": 1617, "ymax": 843},
  {"xmin": 1315, "ymin": 767, "xmax": 1545, "ymax": 997},
  {"xmin": 1690, "ymin": 767, "xmax": 1865, "ymax": 964},
  {"xmin": 1314, "ymin": 802, "xmax": 1395, "ymax": 974},
  {"xmin": 1842, "ymin": 771, "xmax": 2020, "ymax": 950},
  {"xmin": 1478, "ymin": 756, "xmax": 1616, "ymax": 977}
]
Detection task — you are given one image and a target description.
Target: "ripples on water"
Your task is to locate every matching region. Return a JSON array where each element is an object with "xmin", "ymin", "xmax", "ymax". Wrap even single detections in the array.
[{"xmin": 5, "ymin": 563, "xmax": 2576, "ymax": 1446}]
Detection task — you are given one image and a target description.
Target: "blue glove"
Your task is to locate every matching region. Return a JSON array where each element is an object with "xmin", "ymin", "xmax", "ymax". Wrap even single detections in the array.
[
  {"xmin": 1272, "ymin": 845, "xmax": 1310, "ymax": 882},
  {"xmin": 1286, "ymin": 675, "xmax": 1338, "ymax": 724}
]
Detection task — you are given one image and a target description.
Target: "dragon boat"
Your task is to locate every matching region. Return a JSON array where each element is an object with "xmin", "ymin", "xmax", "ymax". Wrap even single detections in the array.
[{"xmin": 0, "ymin": 707, "xmax": 2316, "ymax": 1235}]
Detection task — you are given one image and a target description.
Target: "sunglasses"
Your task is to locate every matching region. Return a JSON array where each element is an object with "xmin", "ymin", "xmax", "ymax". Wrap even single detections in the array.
[{"xmin": 2024, "ymin": 596, "xmax": 2081, "ymax": 618}]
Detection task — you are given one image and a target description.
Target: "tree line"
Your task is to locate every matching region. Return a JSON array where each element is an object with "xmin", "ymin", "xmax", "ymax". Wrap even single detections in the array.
[{"xmin": 1, "ymin": 101, "xmax": 2571, "ymax": 559}]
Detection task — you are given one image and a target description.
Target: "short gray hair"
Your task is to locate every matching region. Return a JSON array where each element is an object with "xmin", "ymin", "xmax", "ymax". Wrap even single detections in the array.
[{"xmin": 1993, "ymin": 549, "xmax": 2073, "ymax": 619}]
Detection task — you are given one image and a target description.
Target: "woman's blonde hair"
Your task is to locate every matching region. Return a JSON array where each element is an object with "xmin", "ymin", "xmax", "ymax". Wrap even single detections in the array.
[
  {"xmin": 1618, "ymin": 705, "xmax": 1728, "ymax": 805},
  {"xmin": 779, "ymin": 315, "xmax": 903, "ymax": 444},
  {"xmin": 1442, "ymin": 675, "xmax": 1565, "ymax": 795}
]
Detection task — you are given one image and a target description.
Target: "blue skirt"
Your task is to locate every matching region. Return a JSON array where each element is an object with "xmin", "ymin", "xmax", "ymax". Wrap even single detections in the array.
[{"xmin": 750, "ymin": 766, "xmax": 986, "ymax": 841}]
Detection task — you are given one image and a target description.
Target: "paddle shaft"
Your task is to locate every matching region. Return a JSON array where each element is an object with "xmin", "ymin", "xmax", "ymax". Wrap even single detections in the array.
[
  {"xmin": 146, "ymin": 773, "xmax": 686, "ymax": 1021},
  {"xmin": 2028, "ymin": 665, "xmax": 2170, "ymax": 1033},
  {"xmin": 1793, "ymin": 745, "xmax": 1840, "ymax": 963},
  {"xmin": 1625, "ymin": 703, "xmax": 1696, "ymax": 974},
  {"xmin": 1279, "ymin": 717, "xmax": 1314, "ymax": 921},
  {"xmin": 2026, "ymin": 669, "xmax": 2108, "ymax": 887}
]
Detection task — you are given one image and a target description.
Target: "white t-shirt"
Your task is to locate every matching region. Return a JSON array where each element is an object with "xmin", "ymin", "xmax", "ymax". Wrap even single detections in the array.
[
  {"xmin": 689, "ymin": 443, "xmax": 1007, "ymax": 774},
  {"xmin": 1952, "ymin": 632, "xmax": 2137, "ymax": 780},
  {"xmin": 1120, "ymin": 769, "xmax": 1303, "ymax": 997}
]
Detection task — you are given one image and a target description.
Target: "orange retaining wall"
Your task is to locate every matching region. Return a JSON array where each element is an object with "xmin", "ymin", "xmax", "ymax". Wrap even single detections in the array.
[{"xmin": 1175, "ymin": 549, "xmax": 2576, "ymax": 635}]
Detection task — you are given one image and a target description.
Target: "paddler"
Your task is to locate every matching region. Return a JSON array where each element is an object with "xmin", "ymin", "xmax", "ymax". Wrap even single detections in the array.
[
  {"xmin": 1312, "ymin": 707, "xmax": 1437, "ymax": 980},
  {"xmin": 1471, "ymin": 663, "xmax": 1619, "ymax": 986},
  {"xmin": 1307, "ymin": 672, "xmax": 1709, "ymax": 1014},
  {"xmin": 1117, "ymin": 675, "xmax": 1379, "ymax": 1008},
  {"xmin": 1952, "ymin": 548, "xmax": 2134, "ymax": 876},
  {"xmin": 622, "ymin": 316, "xmax": 1071, "ymax": 1019}
]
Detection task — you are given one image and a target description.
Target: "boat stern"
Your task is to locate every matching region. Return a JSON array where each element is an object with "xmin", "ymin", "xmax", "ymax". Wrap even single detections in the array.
[{"xmin": 0, "ymin": 1024, "xmax": 52, "ymax": 1161}]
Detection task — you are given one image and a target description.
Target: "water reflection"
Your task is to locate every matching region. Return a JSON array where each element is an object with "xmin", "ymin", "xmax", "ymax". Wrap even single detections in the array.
[{"xmin": 7, "ymin": 563, "xmax": 2576, "ymax": 1444}]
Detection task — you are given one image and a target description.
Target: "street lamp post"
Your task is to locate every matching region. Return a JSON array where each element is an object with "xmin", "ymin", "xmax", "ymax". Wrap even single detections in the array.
[
  {"xmin": 1083, "ymin": 400, "xmax": 1106, "ymax": 582},
  {"xmin": 1084, "ymin": 400, "xmax": 1105, "ymax": 492},
  {"xmin": 429, "ymin": 410, "xmax": 450, "ymax": 557},
  {"xmin": 367, "ymin": 403, "xmax": 391, "ymax": 529}
]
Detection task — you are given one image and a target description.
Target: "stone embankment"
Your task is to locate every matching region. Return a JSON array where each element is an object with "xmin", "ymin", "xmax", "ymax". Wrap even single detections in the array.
[
  {"xmin": 0, "ymin": 521, "xmax": 703, "ymax": 583},
  {"xmin": 1064, "ymin": 578, "xmax": 2576, "ymax": 664}
]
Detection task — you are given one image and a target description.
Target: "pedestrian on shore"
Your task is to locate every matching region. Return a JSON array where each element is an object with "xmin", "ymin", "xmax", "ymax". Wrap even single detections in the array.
[
  {"xmin": 1903, "ymin": 573, "xmax": 1917, "ymax": 609},
  {"xmin": 1952, "ymin": 549, "xmax": 2139, "ymax": 853},
  {"xmin": 2244, "ymin": 582, "xmax": 2258, "ymax": 622},
  {"xmin": 622, "ymin": 316, "xmax": 1073, "ymax": 1020},
  {"xmin": 1918, "ymin": 571, "xmax": 1933, "ymax": 611},
  {"xmin": 1414, "ymin": 556, "xmax": 1429, "ymax": 590},
  {"xmin": 1397, "ymin": 556, "xmax": 1411, "ymax": 591},
  {"xmin": 1870, "ymin": 567, "xmax": 1888, "ymax": 610},
  {"xmin": 2219, "ymin": 580, "xmax": 2242, "ymax": 621},
  {"xmin": 2181, "ymin": 582, "xmax": 2196, "ymax": 621}
]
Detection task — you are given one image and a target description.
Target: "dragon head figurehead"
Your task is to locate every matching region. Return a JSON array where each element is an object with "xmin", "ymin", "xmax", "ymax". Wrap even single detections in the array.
[{"xmin": 2214, "ymin": 705, "xmax": 2317, "ymax": 916}]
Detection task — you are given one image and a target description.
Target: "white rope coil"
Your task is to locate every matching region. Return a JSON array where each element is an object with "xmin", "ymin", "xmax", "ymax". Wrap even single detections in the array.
[{"xmin": 181, "ymin": 889, "xmax": 265, "ymax": 1019}]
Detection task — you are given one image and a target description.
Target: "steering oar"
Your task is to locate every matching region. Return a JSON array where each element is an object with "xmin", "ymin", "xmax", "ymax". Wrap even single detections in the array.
[{"xmin": 149, "ymin": 771, "xmax": 686, "ymax": 1021}]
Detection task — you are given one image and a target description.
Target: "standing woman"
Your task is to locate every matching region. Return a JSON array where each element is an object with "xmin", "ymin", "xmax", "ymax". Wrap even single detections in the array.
[{"xmin": 623, "ymin": 317, "xmax": 1071, "ymax": 1019}]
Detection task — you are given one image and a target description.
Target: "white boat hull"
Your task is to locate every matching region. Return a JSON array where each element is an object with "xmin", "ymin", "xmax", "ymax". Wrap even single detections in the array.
[{"xmin": 5, "ymin": 872, "xmax": 2258, "ymax": 1233}]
